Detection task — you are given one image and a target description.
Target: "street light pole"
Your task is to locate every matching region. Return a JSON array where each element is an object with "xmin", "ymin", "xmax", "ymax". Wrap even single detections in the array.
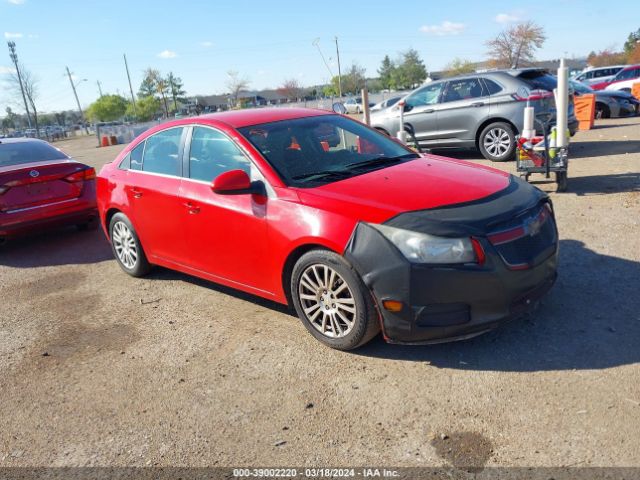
[
  {"xmin": 335, "ymin": 36, "xmax": 343, "ymax": 99},
  {"xmin": 7, "ymin": 41, "xmax": 32, "ymax": 128},
  {"xmin": 66, "ymin": 66, "xmax": 89, "ymax": 134},
  {"xmin": 123, "ymin": 54, "xmax": 137, "ymax": 118}
]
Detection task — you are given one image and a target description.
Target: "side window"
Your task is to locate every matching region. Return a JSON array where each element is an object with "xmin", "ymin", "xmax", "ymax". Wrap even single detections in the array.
[
  {"xmin": 118, "ymin": 153, "xmax": 131, "ymax": 170},
  {"xmin": 130, "ymin": 142, "xmax": 144, "ymax": 171},
  {"xmin": 442, "ymin": 78, "xmax": 485, "ymax": 103},
  {"xmin": 484, "ymin": 79, "xmax": 503, "ymax": 95},
  {"xmin": 189, "ymin": 127, "xmax": 251, "ymax": 182},
  {"xmin": 142, "ymin": 127, "xmax": 183, "ymax": 176},
  {"xmin": 405, "ymin": 82, "xmax": 443, "ymax": 108}
]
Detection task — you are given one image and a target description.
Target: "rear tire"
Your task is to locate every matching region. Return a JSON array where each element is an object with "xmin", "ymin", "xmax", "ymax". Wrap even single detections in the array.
[
  {"xmin": 108, "ymin": 212, "xmax": 152, "ymax": 277},
  {"xmin": 291, "ymin": 250, "xmax": 380, "ymax": 350},
  {"xmin": 478, "ymin": 122, "xmax": 516, "ymax": 162}
]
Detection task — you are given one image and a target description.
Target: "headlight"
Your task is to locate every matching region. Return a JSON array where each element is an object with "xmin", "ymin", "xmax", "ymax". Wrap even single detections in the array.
[{"xmin": 371, "ymin": 224, "xmax": 477, "ymax": 264}]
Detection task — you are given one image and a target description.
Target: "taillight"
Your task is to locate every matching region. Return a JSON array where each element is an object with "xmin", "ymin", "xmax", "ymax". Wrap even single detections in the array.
[
  {"xmin": 512, "ymin": 89, "xmax": 554, "ymax": 102},
  {"xmin": 64, "ymin": 167, "xmax": 96, "ymax": 183}
]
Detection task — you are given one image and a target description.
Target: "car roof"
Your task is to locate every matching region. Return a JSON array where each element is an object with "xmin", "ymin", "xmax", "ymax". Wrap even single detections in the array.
[
  {"xmin": 620, "ymin": 64, "xmax": 640, "ymax": 71},
  {"xmin": 0, "ymin": 137, "xmax": 49, "ymax": 145},
  {"xmin": 196, "ymin": 107, "xmax": 333, "ymax": 128}
]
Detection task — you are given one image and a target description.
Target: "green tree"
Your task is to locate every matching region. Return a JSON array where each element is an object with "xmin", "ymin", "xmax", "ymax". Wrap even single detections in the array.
[
  {"xmin": 167, "ymin": 72, "xmax": 186, "ymax": 112},
  {"xmin": 395, "ymin": 49, "xmax": 427, "ymax": 89},
  {"xmin": 138, "ymin": 69, "xmax": 157, "ymax": 98},
  {"xmin": 378, "ymin": 55, "xmax": 396, "ymax": 90},
  {"xmin": 443, "ymin": 58, "xmax": 476, "ymax": 77},
  {"xmin": 624, "ymin": 28, "xmax": 640, "ymax": 56},
  {"xmin": 127, "ymin": 95, "xmax": 160, "ymax": 121},
  {"xmin": 332, "ymin": 63, "xmax": 366, "ymax": 95},
  {"xmin": 86, "ymin": 94, "xmax": 129, "ymax": 122}
]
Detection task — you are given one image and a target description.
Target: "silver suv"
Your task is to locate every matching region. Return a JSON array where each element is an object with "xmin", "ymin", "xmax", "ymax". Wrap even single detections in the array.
[{"xmin": 370, "ymin": 69, "xmax": 578, "ymax": 162}]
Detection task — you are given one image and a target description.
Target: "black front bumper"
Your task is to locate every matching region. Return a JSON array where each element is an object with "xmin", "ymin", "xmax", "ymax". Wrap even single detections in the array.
[
  {"xmin": 344, "ymin": 177, "xmax": 558, "ymax": 344},
  {"xmin": 345, "ymin": 223, "xmax": 557, "ymax": 344}
]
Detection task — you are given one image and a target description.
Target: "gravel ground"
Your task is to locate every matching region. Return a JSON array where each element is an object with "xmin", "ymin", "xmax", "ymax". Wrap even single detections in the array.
[{"xmin": 0, "ymin": 117, "xmax": 639, "ymax": 472}]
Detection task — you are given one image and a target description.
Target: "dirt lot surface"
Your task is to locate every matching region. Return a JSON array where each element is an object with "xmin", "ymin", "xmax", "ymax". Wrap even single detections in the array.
[{"xmin": 1, "ymin": 117, "xmax": 639, "ymax": 471}]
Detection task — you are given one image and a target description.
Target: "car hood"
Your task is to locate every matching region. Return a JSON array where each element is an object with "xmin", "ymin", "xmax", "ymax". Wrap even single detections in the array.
[
  {"xmin": 294, "ymin": 155, "xmax": 512, "ymax": 224},
  {"xmin": 596, "ymin": 90, "xmax": 636, "ymax": 100}
]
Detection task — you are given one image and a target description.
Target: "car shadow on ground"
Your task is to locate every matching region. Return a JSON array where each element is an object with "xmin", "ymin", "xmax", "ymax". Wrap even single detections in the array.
[
  {"xmin": 355, "ymin": 239, "xmax": 640, "ymax": 372},
  {"xmin": 147, "ymin": 267, "xmax": 295, "ymax": 316},
  {"xmin": 0, "ymin": 227, "xmax": 113, "ymax": 268},
  {"xmin": 563, "ymin": 172, "xmax": 640, "ymax": 195},
  {"xmin": 570, "ymin": 139, "xmax": 640, "ymax": 159}
]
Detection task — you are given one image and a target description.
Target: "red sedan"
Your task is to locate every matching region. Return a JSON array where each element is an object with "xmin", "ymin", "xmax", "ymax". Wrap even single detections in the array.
[
  {"xmin": 0, "ymin": 138, "xmax": 97, "ymax": 244},
  {"xmin": 97, "ymin": 109, "xmax": 558, "ymax": 350}
]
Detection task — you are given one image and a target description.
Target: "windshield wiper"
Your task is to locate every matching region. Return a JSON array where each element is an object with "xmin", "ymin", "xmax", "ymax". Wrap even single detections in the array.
[
  {"xmin": 345, "ymin": 153, "xmax": 419, "ymax": 170},
  {"xmin": 292, "ymin": 169, "xmax": 354, "ymax": 182}
]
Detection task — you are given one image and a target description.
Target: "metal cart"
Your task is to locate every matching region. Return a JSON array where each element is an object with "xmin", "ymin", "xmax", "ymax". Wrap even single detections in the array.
[{"xmin": 516, "ymin": 114, "xmax": 569, "ymax": 192}]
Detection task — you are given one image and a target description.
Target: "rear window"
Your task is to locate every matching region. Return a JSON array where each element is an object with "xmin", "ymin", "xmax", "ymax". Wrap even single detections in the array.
[
  {"xmin": 0, "ymin": 141, "xmax": 68, "ymax": 167},
  {"xmin": 517, "ymin": 71, "xmax": 557, "ymax": 92}
]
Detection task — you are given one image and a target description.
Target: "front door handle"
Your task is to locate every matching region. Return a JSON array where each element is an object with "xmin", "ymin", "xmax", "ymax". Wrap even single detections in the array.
[
  {"xmin": 131, "ymin": 188, "xmax": 142, "ymax": 198},
  {"xmin": 183, "ymin": 202, "xmax": 200, "ymax": 214},
  {"xmin": 424, "ymin": 108, "xmax": 435, "ymax": 114},
  {"xmin": 470, "ymin": 102, "xmax": 485, "ymax": 107}
]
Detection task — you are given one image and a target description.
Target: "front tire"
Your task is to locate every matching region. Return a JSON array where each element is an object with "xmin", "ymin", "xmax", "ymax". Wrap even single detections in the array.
[
  {"xmin": 479, "ymin": 122, "xmax": 516, "ymax": 162},
  {"xmin": 291, "ymin": 250, "xmax": 380, "ymax": 350},
  {"xmin": 109, "ymin": 212, "xmax": 152, "ymax": 277},
  {"xmin": 595, "ymin": 103, "xmax": 610, "ymax": 119}
]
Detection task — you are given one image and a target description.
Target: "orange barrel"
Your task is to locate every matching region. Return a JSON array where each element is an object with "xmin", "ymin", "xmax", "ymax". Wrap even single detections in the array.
[
  {"xmin": 632, "ymin": 82, "xmax": 640, "ymax": 101},
  {"xmin": 110, "ymin": 135, "xmax": 118, "ymax": 145},
  {"xmin": 574, "ymin": 94, "xmax": 595, "ymax": 130},
  {"xmin": 101, "ymin": 136, "xmax": 109, "ymax": 147}
]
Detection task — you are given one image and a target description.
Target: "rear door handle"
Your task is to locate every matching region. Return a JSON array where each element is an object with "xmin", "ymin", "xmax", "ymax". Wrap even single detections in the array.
[
  {"xmin": 183, "ymin": 201, "xmax": 200, "ymax": 214},
  {"xmin": 470, "ymin": 102, "xmax": 485, "ymax": 107},
  {"xmin": 130, "ymin": 188, "xmax": 143, "ymax": 198}
]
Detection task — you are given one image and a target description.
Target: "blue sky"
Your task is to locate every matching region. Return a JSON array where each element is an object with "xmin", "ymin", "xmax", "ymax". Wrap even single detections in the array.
[{"xmin": 1, "ymin": 0, "xmax": 638, "ymax": 113}]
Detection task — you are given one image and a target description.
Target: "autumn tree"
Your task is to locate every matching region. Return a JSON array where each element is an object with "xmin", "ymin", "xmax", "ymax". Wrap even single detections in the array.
[
  {"xmin": 443, "ymin": 58, "xmax": 475, "ymax": 77},
  {"xmin": 486, "ymin": 21, "xmax": 546, "ymax": 68},
  {"xmin": 278, "ymin": 78, "xmax": 303, "ymax": 102},
  {"xmin": 587, "ymin": 49, "xmax": 628, "ymax": 67}
]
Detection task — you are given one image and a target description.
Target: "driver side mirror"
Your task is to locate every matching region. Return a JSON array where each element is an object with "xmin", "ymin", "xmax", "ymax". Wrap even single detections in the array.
[
  {"xmin": 332, "ymin": 102, "xmax": 347, "ymax": 114},
  {"xmin": 211, "ymin": 169, "xmax": 254, "ymax": 195}
]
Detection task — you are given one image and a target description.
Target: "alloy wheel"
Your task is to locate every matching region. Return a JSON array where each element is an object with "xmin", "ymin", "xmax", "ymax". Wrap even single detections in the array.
[
  {"xmin": 298, "ymin": 264, "xmax": 357, "ymax": 338},
  {"xmin": 112, "ymin": 221, "xmax": 138, "ymax": 269},
  {"xmin": 483, "ymin": 127, "xmax": 511, "ymax": 158}
]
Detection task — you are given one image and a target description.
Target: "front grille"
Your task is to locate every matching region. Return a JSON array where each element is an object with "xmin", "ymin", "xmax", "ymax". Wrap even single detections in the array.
[{"xmin": 488, "ymin": 204, "xmax": 557, "ymax": 270}]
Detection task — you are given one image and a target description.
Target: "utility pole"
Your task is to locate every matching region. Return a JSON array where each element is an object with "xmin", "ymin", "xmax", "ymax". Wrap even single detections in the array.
[
  {"xmin": 7, "ymin": 41, "xmax": 32, "ymax": 128},
  {"xmin": 66, "ymin": 66, "xmax": 89, "ymax": 134},
  {"xmin": 97, "ymin": 80, "xmax": 103, "ymax": 97},
  {"xmin": 335, "ymin": 36, "xmax": 343, "ymax": 99},
  {"xmin": 123, "ymin": 54, "xmax": 137, "ymax": 117}
]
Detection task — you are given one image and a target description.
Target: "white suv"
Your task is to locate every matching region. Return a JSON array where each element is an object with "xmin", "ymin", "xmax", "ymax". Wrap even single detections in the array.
[{"xmin": 573, "ymin": 66, "xmax": 626, "ymax": 86}]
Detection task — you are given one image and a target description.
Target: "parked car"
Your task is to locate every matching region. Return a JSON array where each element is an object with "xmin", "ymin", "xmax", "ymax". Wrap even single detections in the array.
[
  {"xmin": 371, "ymin": 69, "xmax": 578, "ymax": 162},
  {"xmin": 573, "ymin": 65, "xmax": 626, "ymax": 86},
  {"xmin": 370, "ymin": 96, "xmax": 403, "ymax": 112},
  {"xmin": 570, "ymin": 79, "xmax": 639, "ymax": 118},
  {"xmin": 591, "ymin": 65, "xmax": 640, "ymax": 92},
  {"xmin": 0, "ymin": 138, "xmax": 97, "ymax": 244},
  {"xmin": 344, "ymin": 97, "xmax": 376, "ymax": 114},
  {"xmin": 97, "ymin": 108, "xmax": 558, "ymax": 350}
]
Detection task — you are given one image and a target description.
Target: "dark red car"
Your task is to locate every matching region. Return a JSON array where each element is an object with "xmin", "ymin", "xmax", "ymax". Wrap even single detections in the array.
[
  {"xmin": 0, "ymin": 138, "xmax": 97, "ymax": 244},
  {"xmin": 97, "ymin": 109, "xmax": 558, "ymax": 350}
]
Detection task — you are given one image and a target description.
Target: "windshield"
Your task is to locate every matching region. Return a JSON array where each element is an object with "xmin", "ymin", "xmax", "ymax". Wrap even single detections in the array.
[
  {"xmin": 0, "ymin": 141, "xmax": 68, "ymax": 167},
  {"xmin": 238, "ymin": 114, "xmax": 419, "ymax": 187}
]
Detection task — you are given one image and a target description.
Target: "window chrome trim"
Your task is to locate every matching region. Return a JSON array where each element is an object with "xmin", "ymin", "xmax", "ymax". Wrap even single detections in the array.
[{"xmin": 5, "ymin": 197, "xmax": 79, "ymax": 214}]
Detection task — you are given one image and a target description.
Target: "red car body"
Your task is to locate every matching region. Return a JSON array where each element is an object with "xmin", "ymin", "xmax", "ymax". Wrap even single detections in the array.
[
  {"xmin": 591, "ymin": 65, "xmax": 640, "ymax": 91},
  {"xmin": 97, "ymin": 108, "xmax": 558, "ymax": 347},
  {"xmin": 0, "ymin": 138, "xmax": 97, "ymax": 242}
]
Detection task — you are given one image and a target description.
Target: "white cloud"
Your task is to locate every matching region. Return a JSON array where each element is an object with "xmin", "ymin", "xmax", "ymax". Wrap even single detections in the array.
[
  {"xmin": 201, "ymin": 41, "xmax": 213, "ymax": 48},
  {"xmin": 0, "ymin": 66, "xmax": 16, "ymax": 74},
  {"xmin": 157, "ymin": 50, "xmax": 177, "ymax": 59},
  {"xmin": 495, "ymin": 13, "xmax": 521, "ymax": 24},
  {"xmin": 419, "ymin": 21, "xmax": 465, "ymax": 36},
  {"xmin": 4, "ymin": 32, "xmax": 23, "ymax": 39},
  {"xmin": 8, "ymin": 0, "xmax": 26, "ymax": 4}
]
